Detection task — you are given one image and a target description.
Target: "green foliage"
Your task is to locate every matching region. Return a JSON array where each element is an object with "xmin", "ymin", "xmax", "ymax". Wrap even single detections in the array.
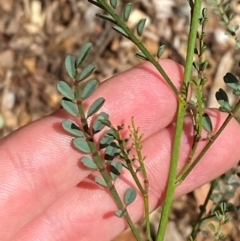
[
  {"xmin": 110, "ymin": 161, "xmax": 122, "ymax": 180},
  {"xmin": 78, "ymin": 64, "xmax": 96, "ymax": 82},
  {"xmin": 62, "ymin": 120, "xmax": 84, "ymax": 137},
  {"xmin": 136, "ymin": 18, "xmax": 146, "ymax": 36},
  {"xmin": 77, "ymin": 42, "xmax": 93, "ymax": 66},
  {"xmin": 122, "ymin": 3, "xmax": 132, "ymax": 22},
  {"xmin": 57, "ymin": 81, "xmax": 74, "ymax": 100},
  {"xmin": 95, "ymin": 176, "xmax": 108, "ymax": 187},
  {"xmin": 215, "ymin": 88, "xmax": 231, "ymax": 112},
  {"xmin": 73, "ymin": 138, "xmax": 91, "ymax": 153},
  {"xmin": 87, "ymin": 97, "xmax": 105, "ymax": 118},
  {"xmin": 61, "ymin": 99, "xmax": 79, "ymax": 116},
  {"xmin": 124, "ymin": 188, "xmax": 137, "ymax": 205},
  {"xmin": 208, "ymin": 0, "xmax": 240, "ymax": 49},
  {"xmin": 56, "ymin": 1, "xmax": 240, "ymax": 241},
  {"xmin": 65, "ymin": 55, "xmax": 76, "ymax": 79},
  {"xmin": 81, "ymin": 157, "xmax": 98, "ymax": 169},
  {"xmin": 81, "ymin": 79, "xmax": 99, "ymax": 100},
  {"xmin": 157, "ymin": 45, "xmax": 166, "ymax": 58},
  {"xmin": 92, "ymin": 112, "xmax": 109, "ymax": 134}
]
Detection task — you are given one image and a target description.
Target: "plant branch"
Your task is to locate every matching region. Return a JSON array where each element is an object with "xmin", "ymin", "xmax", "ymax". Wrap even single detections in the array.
[
  {"xmin": 156, "ymin": 1, "xmax": 202, "ymax": 240},
  {"xmin": 176, "ymin": 99, "xmax": 240, "ymax": 184},
  {"xmin": 95, "ymin": 0, "xmax": 179, "ymax": 96}
]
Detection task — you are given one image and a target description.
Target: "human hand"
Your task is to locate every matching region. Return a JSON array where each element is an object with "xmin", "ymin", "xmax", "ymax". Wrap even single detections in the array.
[{"xmin": 1, "ymin": 59, "xmax": 240, "ymax": 241}]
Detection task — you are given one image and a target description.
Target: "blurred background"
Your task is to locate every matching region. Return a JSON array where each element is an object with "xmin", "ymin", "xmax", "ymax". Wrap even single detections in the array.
[{"xmin": 0, "ymin": 0, "xmax": 240, "ymax": 240}]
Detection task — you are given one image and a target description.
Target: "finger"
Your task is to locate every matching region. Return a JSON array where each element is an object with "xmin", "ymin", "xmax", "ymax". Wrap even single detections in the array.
[
  {"xmin": 0, "ymin": 59, "xmax": 183, "ymax": 240},
  {"xmin": 13, "ymin": 110, "xmax": 240, "ymax": 241}
]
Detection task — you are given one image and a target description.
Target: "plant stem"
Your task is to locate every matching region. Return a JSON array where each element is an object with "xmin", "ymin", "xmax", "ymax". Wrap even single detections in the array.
[
  {"xmin": 156, "ymin": 98, "xmax": 186, "ymax": 241},
  {"xmin": 156, "ymin": 1, "xmax": 202, "ymax": 240},
  {"xmin": 176, "ymin": 99, "xmax": 240, "ymax": 184},
  {"xmin": 189, "ymin": 179, "xmax": 217, "ymax": 240},
  {"xmin": 95, "ymin": 0, "xmax": 179, "ymax": 96}
]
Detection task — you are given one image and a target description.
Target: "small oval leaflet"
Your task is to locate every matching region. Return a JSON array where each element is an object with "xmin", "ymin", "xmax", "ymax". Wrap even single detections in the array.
[
  {"xmin": 81, "ymin": 157, "xmax": 98, "ymax": 169},
  {"xmin": 105, "ymin": 143, "xmax": 120, "ymax": 161},
  {"xmin": 81, "ymin": 79, "xmax": 99, "ymax": 100},
  {"xmin": 105, "ymin": 129, "xmax": 117, "ymax": 138},
  {"xmin": 123, "ymin": 3, "xmax": 132, "ymax": 22},
  {"xmin": 135, "ymin": 52, "xmax": 148, "ymax": 61},
  {"xmin": 137, "ymin": 18, "xmax": 146, "ymax": 36},
  {"xmin": 157, "ymin": 45, "xmax": 166, "ymax": 58},
  {"xmin": 93, "ymin": 112, "xmax": 109, "ymax": 134},
  {"xmin": 110, "ymin": 0, "xmax": 118, "ymax": 9},
  {"xmin": 100, "ymin": 134, "xmax": 114, "ymax": 149},
  {"xmin": 73, "ymin": 138, "xmax": 91, "ymax": 153},
  {"xmin": 110, "ymin": 161, "xmax": 122, "ymax": 180},
  {"xmin": 76, "ymin": 42, "xmax": 93, "ymax": 67},
  {"xmin": 62, "ymin": 119, "xmax": 84, "ymax": 137},
  {"xmin": 65, "ymin": 55, "xmax": 76, "ymax": 79},
  {"xmin": 88, "ymin": 0, "xmax": 104, "ymax": 10},
  {"xmin": 96, "ymin": 13, "xmax": 117, "ymax": 25},
  {"xmin": 112, "ymin": 26, "xmax": 129, "ymax": 38},
  {"xmin": 99, "ymin": 118, "xmax": 112, "ymax": 128},
  {"xmin": 223, "ymin": 72, "xmax": 239, "ymax": 90},
  {"xmin": 78, "ymin": 64, "xmax": 96, "ymax": 82},
  {"xmin": 87, "ymin": 97, "xmax": 105, "ymax": 118},
  {"xmin": 115, "ymin": 209, "xmax": 126, "ymax": 218},
  {"xmin": 215, "ymin": 88, "xmax": 231, "ymax": 112},
  {"xmin": 124, "ymin": 188, "xmax": 137, "ymax": 206},
  {"xmin": 57, "ymin": 81, "xmax": 74, "ymax": 100},
  {"xmin": 61, "ymin": 99, "xmax": 78, "ymax": 117},
  {"xmin": 95, "ymin": 176, "xmax": 108, "ymax": 187},
  {"xmin": 202, "ymin": 113, "xmax": 212, "ymax": 133}
]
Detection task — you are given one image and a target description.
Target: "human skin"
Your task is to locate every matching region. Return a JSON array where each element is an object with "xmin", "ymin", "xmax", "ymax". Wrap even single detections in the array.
[{"xmin": 1, "ymin": 59, "xmax": 240, "ymax": 241}]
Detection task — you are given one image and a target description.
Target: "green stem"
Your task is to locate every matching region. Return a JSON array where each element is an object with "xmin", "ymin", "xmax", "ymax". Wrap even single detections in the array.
[
  {"xmin": 189, "ymin": 179, "xmax": 217, "ymax": 240},
  {"xmin": 156, "ymin": 1, "xmax": 202, "ymax": 240},
  {"xmin": 176, "ymin": 99, "xmax": 240, "ymax": 184},
  {"xmin": 156, "ymin": 98, "xmax": 186, "ymax": 241},
  {"xmin": 96, "ymin": 0, "xmax": 179, "ymax": 96}
]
